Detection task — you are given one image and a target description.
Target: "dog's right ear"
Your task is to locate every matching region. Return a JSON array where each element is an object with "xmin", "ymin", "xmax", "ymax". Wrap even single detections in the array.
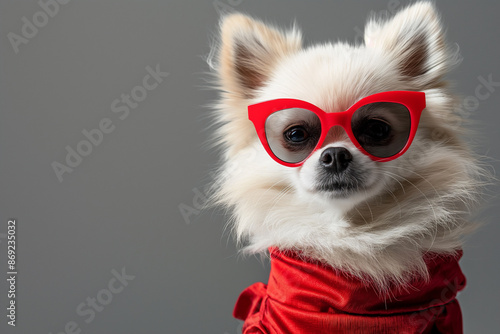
[
  {"xmin": 364, "ymin": 2, "xmax": 452, "ymax": 89},
  {"xmin": 217, "ymin": 14, "xmax": 302, "ymax": 99}
]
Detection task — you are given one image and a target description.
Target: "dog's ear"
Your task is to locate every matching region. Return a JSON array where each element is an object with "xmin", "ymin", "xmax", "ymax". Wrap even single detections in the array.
[
  {"xmin": 364, "ymin": 2, "xmax": 452, "ymax": 88},
  {"xmin": 218, "ymin": 14, "xmax": 302, "ymax": 99}
]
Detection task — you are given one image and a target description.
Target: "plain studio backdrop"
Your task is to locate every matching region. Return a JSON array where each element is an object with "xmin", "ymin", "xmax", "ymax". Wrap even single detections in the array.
[{"xmin": 0, "ymin": 1, "xmax": 499, "ymax": 333}]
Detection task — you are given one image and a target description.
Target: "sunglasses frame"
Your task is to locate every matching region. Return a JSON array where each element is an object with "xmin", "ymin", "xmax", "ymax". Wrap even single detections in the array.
[{"xmin": 248, "ymin": 91, "xmax": 426, "ymax": 167}]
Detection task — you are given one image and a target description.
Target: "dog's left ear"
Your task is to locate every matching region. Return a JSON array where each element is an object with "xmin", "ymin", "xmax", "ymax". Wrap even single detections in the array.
[
  {"xmin": 218, "ymin": 14, "xmax": 302, "ymax": 99},
  {"xmin": 364, "ymin": 2, "xmax": 452, "ymax": 88}
]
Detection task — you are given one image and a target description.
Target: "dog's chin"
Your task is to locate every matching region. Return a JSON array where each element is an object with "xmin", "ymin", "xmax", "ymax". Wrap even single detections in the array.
[
  {"xmin": 296, "ymin": 172, "xmax": 385, "ymax": 212},
  {"xmin": 315, "ymin": 182, "xmax": 361, "ymax": 199},
  {"xmin": 311, "ymin": 167, "xmax": 373, "ymax": 199}
]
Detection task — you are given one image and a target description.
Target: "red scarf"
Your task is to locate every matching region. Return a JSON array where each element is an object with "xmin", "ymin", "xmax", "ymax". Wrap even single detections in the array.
[{"xmin": 234, "ymin": 248, "xmax": 465, "ymax": 333}]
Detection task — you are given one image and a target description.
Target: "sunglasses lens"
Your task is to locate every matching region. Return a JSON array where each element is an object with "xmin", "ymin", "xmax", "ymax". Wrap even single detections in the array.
[
  {"xmin": 351, "ymin": 102, "xmax": 411, "ymax": 158},
  {"xmin": 265, "ymin": 108, "xmax": 321, "ymax": 164}
]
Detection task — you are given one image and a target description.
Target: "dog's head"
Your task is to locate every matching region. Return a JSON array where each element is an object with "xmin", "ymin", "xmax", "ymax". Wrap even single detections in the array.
[{"xmin": 210, "ymin": 2, "xmax": 483, "ymax": 286}]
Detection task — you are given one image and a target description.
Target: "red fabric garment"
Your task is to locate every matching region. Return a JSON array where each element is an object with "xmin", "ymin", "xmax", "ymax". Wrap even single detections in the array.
[{"xmin": 234, "ymin": 248, "xmax": 465, "ymax": 334}]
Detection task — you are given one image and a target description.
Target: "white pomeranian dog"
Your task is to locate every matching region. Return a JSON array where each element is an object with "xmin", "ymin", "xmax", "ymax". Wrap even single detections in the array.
[{"xmin": 209, "ymin": 2, "xmax": 486, "ymax": 333}]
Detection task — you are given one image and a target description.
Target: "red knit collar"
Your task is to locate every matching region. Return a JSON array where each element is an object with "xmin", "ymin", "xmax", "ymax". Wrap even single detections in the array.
[{"xmin": 234, "ymin": 247, "xmax": 465, "ymax": 333}]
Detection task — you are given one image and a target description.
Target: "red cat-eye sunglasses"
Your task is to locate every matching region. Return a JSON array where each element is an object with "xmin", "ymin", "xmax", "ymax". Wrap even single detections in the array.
[{"xmin": 248, "ymin": 91, "xmax": 426, "ymax": 167}]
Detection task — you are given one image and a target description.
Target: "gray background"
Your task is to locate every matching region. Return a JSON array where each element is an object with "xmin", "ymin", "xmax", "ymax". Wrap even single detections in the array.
[{"xmin": 0, "ymin": 1, "xmax": 498, "ymax": 333}]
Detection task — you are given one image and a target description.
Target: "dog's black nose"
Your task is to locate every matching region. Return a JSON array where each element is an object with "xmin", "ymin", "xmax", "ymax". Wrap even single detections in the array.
[{"xmin": 319, "ymin": 147, "xmax": 352, "ymax": 173}]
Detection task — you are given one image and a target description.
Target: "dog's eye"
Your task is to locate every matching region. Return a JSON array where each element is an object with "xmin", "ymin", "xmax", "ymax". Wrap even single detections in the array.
[
  {"xmin": 364, "ymin": 119, "xmax": 391, "ymax": 140},
  {"xmin": 284, "ymin": 126, "xmax": 309, "ymax": 143}
]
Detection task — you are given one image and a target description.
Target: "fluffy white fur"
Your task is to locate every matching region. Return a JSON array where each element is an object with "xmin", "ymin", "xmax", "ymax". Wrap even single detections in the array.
[{"xmin": 209, "ymin": 2, "xmax": 486, "ymax": 290}]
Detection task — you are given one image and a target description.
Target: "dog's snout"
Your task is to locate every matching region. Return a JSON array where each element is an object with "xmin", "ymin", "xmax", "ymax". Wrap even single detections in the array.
[{"xmin": 320, "ymin": 147, "xmax": 352, "ymax": 173}]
